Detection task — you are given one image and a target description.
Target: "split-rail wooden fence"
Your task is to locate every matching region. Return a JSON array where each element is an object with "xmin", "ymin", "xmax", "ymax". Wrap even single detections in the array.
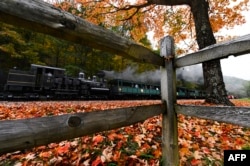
[{"xmin": 0, "ymin": 0, "xmax": 250, "ymax": 165}]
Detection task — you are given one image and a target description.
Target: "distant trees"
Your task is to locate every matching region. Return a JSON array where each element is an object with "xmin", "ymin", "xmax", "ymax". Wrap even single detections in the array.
[{"xmin": 0, "ymin": 22, "xmax": 36, "ymax": 70}]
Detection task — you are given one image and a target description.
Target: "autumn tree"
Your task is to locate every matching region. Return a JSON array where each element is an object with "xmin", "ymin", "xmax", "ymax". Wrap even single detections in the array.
[
  {"xmin": 0, "ymin": 22, "xmax": 40, "ymax": 70},
  {"xmin": 54, "ymin": 0, "xmax": 248, "ymax": 105}
]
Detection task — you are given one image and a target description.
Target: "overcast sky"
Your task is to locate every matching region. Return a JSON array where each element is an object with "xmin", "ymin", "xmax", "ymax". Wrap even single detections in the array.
[{"xmin": 220, "ymin": 10, "xmax": 250, "ymax": 80}]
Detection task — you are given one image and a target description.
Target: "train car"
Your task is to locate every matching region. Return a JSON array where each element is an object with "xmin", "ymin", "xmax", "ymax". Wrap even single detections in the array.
[
  {"xmin": 0, "ymin": 64, "xmax": 206, "ymax": 100},
  {"xmin": 108, "ymin": 79, "xmax": 160, "ymax": 99},
  {"xmin": 176, "ymin": 87, "xmax": 206, "ymax": 99},
  {"xmin": 176, "ymin": 87, "xmax": 188, "ymax": 99},
  {"xmin": 188, "ymin": 89, "xmax": 207, "ymax": 99},
  {"xmin": 4, "ymin": 67, "xmax": 37, "ymax": 99}
]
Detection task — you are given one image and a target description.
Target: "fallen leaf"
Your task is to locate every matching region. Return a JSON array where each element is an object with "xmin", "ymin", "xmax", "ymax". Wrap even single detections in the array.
[
  {"xmin": 92, "ymin": 134, "xmax": 104, "ymax": 146},
  {"xmin": 39, "ymin": 151, "xmax": 51, "ymax": 158},
  {"xmin": 92, "ymin": 156, "xmax": 103, "ymax": 166},
  {"xmin": 190, "ymin": 158, "xmax": 201, "ymax": 165}
]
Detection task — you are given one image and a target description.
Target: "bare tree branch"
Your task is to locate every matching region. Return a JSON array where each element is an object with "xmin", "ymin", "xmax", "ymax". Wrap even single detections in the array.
[
  {"xmin": 147, "ymin": 0, "xmax": 190, "ymax": 6},
  {"xmin": 91, "ymin": 1, "xmax": 154, "ymax": 21}
]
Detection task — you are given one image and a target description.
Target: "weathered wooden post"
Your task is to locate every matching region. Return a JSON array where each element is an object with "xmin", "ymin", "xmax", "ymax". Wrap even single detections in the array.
[{"xmin": 160, "ymin": 36, "xmax": 179, "ymax": 166}]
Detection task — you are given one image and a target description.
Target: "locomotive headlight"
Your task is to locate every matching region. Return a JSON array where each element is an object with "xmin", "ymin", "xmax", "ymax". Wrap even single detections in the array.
[
  {"xmin": 119, "ymin": 88, "xmax": 122, "ymax": 92},
  {"xmin": 141, "ymin": 89, "xmax": 144, "ymax": 93}
]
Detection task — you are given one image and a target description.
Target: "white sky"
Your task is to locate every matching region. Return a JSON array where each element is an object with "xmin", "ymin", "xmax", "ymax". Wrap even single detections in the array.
[{"xmin": 220, "ymin": 10, "xmax": 250, "ymax": 80}]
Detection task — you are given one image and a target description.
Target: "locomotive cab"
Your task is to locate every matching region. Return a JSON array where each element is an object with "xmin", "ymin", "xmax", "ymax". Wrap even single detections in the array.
[
  {"xmin": 30, "ymin": 64, "xmax": 65, "ymax": 91},
  {"xmin": 78, "ymin": 72, "xmax": 109, "ymax": 99}
]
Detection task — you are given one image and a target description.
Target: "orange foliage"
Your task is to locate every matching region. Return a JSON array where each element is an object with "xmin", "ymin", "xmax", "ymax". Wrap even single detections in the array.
[
  {"xmin": 92, "ymin": 134, "xmax": 104, "ymax": 146},
  {"xmin": 0, "ymin": 100, "xmax": 250, "ymax": 165},
  {"xmin": 55, "ymin": 142, "xmax": 71, "ymax": 155},
  {"xmin": 52, "ymin": 0, "xmax": 248, "ymax": 54}
]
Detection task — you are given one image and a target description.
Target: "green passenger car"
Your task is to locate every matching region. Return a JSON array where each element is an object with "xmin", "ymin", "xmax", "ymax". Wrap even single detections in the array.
[{"xmin": 109, "ymin": 79, "xmax": 160, "ymax": 99}]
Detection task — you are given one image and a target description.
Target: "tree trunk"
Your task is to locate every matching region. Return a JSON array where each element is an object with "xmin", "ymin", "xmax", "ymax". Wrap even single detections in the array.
[{"xmin": 190, "ymin": 0, "xmax": 234, "ymax": 106}]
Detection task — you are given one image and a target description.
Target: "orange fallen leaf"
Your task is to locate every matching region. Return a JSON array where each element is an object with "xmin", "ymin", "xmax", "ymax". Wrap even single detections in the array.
[
  {"xmin": 153, "ymin": 149, "xmax": 162, "ymax": 158},
  {"xmin": 39, "ymin": 151, "xmax": 51, "ymax": 158},
  {"xmin": 202, "ymin": 147, "xmax": 210, "ymax": 154},
  {"xmin": 56, "ymin": 143, "xmax": 70, "ymax": 155},
  {"xmin": 190, "ymin": 158, "xmax": 201, "ymax": 165},
  {"xmin": 92, "ymin": 156, "xmax": 103, "ymax": 166},
  {"xmin": 93, "ymin": 134, "xmax": 104, "ymax": 146},
  {"xmin": 108, "ymin": 133, "xmax": 117, "ymax": 141},
  {"xmin": 113, "ymin": 151, "xmax": 121, "ymax": 161},
  {"xmin": 235, "ymin": 137, "xmax": 244, "ymax": 146},
  {"xmin": 179, "ymin": 147, "xmax": 190, "ymax": 157},
  {"xmin": 192, "ymin": 143, "xmax": 200, "ymax": 150}
]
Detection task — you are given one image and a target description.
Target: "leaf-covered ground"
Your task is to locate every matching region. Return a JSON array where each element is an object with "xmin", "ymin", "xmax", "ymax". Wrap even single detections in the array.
[{"xmin": 0, "ymin": 99, "xmax": 250, "ymax": 166}]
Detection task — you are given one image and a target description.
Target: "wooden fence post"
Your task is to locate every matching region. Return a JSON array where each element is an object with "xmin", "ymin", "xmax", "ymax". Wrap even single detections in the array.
[{"xmin": 160, "ymin": 36, "xmax": 179, "ymax": 166}]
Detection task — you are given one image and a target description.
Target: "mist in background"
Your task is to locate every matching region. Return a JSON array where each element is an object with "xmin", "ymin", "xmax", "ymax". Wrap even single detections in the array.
[
  {"xmin": 103, "ymin": 64, "xmax": 203, "ymax": 83},
  {"xmin": 103, "ymin": 66, "xmax": 161, "ymax": 84},
  {"xmin": 103, "ymin": 64, "xmax": 249, "ymax": 97}
]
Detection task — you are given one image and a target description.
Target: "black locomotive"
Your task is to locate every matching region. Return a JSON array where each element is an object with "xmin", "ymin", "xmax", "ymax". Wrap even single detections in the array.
[
  {"xmin": 0, "ymin": 64, "xmax": 109, "ymax": 100},
  {"xmin": 0, "ymin": 64, "xmax": 161, "ymax": 100},
  {"xmin": 0, "ymin": 64, "xmax": 205, "ymax": 100}
]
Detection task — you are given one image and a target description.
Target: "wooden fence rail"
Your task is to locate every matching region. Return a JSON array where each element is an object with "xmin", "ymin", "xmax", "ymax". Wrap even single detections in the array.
[
  {"xmin": 0, "ymin": 104, "xmax": 164, "ymax": 155},
  {"xmin": 176, "ymin": 105, "xmax": 250, "ymax": 128},
  {"xmin": 0, "ymin": 0, "xmax": 164, "ymax": 66},
  {"xmin": 0, "ymin": 0, "xmax": 250, "ymax": 165},
  {"xmin": 175, "ymin": 34, "xmax": 250, "ymax": 67}
]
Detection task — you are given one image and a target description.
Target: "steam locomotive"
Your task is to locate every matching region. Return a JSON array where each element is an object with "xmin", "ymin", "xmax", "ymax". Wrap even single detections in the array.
[
  {"xmin": 0, "ymin": 64, "xmax": 161, "ymax": 100},
  {"xmin": 0, "ymin": 64, "xmax": 205, "ymax": 100}
]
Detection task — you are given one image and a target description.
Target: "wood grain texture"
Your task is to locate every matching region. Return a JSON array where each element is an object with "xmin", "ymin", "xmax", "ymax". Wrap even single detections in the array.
[
  {"xmin": 160, "ymin": 36, "xmax": 179, "ymax": 166},
  {"xmin": 175, "ymin": 34, "xmax": 250, "ymax": 68},
  {"xmin": 176, "ymin": 105, "xmax": 250, "ymax": 128}
]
